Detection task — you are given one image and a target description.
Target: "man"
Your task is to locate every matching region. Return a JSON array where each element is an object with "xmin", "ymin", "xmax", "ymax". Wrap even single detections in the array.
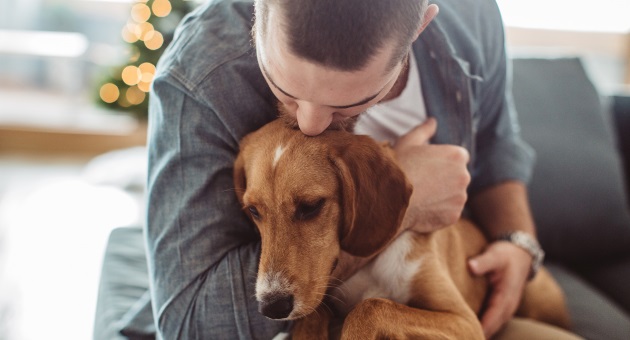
[{"xmin": 146, "ymin": 0, "xmax": 580, "ymax": 338}]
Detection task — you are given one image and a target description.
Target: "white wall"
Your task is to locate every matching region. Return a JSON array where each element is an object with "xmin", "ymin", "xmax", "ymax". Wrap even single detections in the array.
[{"xmin": 497, "ymin": 0, "xmax": 630, "ymax": 33}]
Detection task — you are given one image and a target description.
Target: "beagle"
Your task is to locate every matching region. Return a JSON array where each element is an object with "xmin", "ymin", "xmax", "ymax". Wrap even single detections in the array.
[{"xmin": 234, "ymin": 119, "xmax": 570, "ymax": 339}]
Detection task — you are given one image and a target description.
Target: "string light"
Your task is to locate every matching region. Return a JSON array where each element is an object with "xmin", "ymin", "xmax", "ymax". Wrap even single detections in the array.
[{"xmin": 100, "ymin": 83, "xmax": 120, "ymax": 103}]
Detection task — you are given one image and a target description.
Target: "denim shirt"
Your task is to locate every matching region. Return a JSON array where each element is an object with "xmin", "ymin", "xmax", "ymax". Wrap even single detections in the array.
[{"xmin": 146, "ymin": 0, "xmax": 535, "ymax": 338}]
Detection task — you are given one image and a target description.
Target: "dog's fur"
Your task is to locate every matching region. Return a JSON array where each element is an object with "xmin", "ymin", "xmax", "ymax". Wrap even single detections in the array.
[{"xmin": 234, "ymin": 119, "xmax": 570, "ymax": 339}]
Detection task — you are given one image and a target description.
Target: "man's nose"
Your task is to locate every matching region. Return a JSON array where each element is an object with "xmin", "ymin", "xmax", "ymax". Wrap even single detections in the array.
[{"xmin": 295, "ymin": 102, "xmax": 333, "ymax": 136}]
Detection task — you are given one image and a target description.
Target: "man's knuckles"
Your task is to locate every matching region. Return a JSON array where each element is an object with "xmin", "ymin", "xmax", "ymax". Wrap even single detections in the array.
[{"xmin": 439, "ymin": 144, "xmax": 470, "ymax": 164}]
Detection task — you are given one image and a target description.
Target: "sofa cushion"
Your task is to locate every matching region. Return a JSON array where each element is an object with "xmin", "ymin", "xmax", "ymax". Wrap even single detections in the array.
[
  {"xmin": 512, "ymin": 57, "xmax": 630, "ymax": 264},
  {"xmin": 93, "ymin": 226, "xmax": 153, "ymax": 340},
  {"xmin": 546, "ymin": 263, "xmax": 630, "ymax": 339},
  {"xmin": 613, "ymin": 95, "xmax": 630, "ymax": 198}
]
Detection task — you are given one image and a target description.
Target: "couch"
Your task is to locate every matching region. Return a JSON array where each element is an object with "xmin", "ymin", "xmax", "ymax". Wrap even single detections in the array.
[{"xmin": 93, "ymin": 57, "xmax": 630, "ymax": 339}]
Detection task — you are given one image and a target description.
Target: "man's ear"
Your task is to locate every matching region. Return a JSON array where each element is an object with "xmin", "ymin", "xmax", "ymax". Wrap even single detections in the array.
[
  {"xmin": 413, "ymin": 4, "xmax": 439, "ymax": 40},
  {"xmin": 333, "ymin": 135, "xmax": 412, "ymax": 257}
]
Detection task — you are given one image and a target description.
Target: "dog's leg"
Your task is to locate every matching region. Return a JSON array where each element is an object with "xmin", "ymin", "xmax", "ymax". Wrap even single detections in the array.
[
  {"xmin": 339, "ymin": 247, "xmax": 485, "ymax": 340},
  {"xmin": 517, "ymin": 267, "xmax": 572, "ymax": 330},
  {"xmin": 339, "ymin": 297, "xmax": 484, "ymax": 340},
  {"xmin": 292, "ymin": 304, "xmax": 334, "ymax": 340}
]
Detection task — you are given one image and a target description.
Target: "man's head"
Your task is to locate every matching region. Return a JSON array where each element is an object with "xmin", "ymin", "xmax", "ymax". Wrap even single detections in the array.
[{"xmin": 253, "ymin": 0, "xmax": 437, "ymax": 136}]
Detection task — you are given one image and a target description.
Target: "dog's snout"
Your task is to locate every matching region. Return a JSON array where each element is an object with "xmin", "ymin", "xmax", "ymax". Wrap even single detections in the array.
[{"xmin": 259, "ymin": 294, "xmax": 294, "ymax": 319}]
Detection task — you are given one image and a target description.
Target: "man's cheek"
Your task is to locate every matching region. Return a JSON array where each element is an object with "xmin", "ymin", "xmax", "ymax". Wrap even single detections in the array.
[{"xmin": 277, "ymin": 104, "xmax": 300, "ymax": 129}]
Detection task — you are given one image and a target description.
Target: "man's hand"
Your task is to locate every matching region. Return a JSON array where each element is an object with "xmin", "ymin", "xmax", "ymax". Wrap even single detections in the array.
[
  {"xmin": 468, "ymin": 241, "xmax": 532, "ymax": 339},
  {"xmin": 393, "ymin": 118, "xmax": 471, "ymax": 232}
]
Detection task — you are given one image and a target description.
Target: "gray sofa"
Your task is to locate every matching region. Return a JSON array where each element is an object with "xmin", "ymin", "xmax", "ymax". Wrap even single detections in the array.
[
  {"xmin": 511, "ymin": 58, "xmax": 630, "ymax": 339},
  {"xmin": 93, "ymin": 57, "xmax": 630, "ymax": 339}
]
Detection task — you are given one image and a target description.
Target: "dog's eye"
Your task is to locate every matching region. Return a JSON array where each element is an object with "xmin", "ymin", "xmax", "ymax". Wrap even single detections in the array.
[
  {"xmin": 295, "ymin": 199, "xmax": 325, "ymax": 221},
  {"xmin": 248, "ymin": 206, "xmax": 261, "ymax": 220}
]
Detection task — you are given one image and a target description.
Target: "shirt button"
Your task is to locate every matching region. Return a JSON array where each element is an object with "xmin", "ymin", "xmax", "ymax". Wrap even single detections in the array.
[
  {"xmin": 430, "ymin": 51, "xmax": 436, "ymax": 59},
  {"xmin": 456, "ymin": 91, "xmax": 462, "ymax": 103}
]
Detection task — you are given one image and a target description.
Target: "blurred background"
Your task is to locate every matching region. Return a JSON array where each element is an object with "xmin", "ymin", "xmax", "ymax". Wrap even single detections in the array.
[{"xmin": 0, "ymin": 0, "xmax": 628, "ymax": 339}]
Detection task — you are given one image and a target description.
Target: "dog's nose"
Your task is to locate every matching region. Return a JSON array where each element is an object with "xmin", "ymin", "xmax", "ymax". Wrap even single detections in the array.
[{"xmin": 259, "ymin": 294, "xmax": 294, "ymax": 319}]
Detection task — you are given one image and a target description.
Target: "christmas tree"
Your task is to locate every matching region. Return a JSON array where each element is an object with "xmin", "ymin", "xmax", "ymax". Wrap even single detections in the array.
[{"xmin": 97, "ymin": 0, "xmax": 196, "ymax": 119}]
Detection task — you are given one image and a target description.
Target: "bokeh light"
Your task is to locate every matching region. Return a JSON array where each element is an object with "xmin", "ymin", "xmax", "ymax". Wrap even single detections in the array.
[
  {"xmin": 101, "ymin": 0, "xmax": 190, "ymax": 117},
  {"xmin": 152, "ymin": 0, "xmax": 173, "ymax": 17},
  {"xmin": 121, "ymin": 65, "xmax": 142, "ymax": 86},
  {"xmin": 121, "ymin": 24, "xmax": 139, "ymax": 43},
  {"xmin": 138, "ymin": 62, "xmax": 156, "ymax": 74},
  {"xmin": 138, "ymin": 62, "xmax": 156, "ymax": 91},
  {"xmin": 118, "ymin": 92, "xmax": 131, "ymax": 108},
  {"xmin": 138, "ymin": 22, "xmax": 154, "ymax": 41},
  {"xmin": 126, "ymin": 86, "xmax": 147, "ymax": 105},
  {"xmin": 99, "ymin": 83, "xmax": 120, "ymax": 103},
  {"xmin": 139, "ymin": 62, "xmax": 156, "ymax": 80},
  {"xmin": 137, "ymin": 81, "xmax": 152, "ymax": 93},
  {"xmin": 131, "ymin": 3, "xmax": 151, "ymax": 23},
  {"xmin": 144, "ymin": 30, "xmax": 164, "ymax": 50}
]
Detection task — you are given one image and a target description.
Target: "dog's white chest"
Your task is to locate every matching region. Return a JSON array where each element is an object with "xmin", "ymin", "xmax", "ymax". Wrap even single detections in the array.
[{"xmin": 332, "ymin": 231, "xmax": 422, "ymax": 315}]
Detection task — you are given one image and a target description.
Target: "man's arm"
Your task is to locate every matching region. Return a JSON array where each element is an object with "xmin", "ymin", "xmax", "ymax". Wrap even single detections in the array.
[
  {"xmin": 146, "ymin": 75, "xmax": 286, "ymax": 339},
  {"xmin": 464, "ymin": 1, "xmax": 538, "ymax": 338},
  {"xmin": 467, "ymin": 181, "xmax": 536, "ymax": 338},
  {"xmin": 469, "ymin": 181, "xmax": 536, "ymax": 238}
]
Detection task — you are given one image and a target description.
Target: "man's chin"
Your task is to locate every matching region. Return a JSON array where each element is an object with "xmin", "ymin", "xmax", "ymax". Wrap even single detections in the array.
[{"xmin": 277, "ymin": 104, "xmax": 360, "ymax": 133}]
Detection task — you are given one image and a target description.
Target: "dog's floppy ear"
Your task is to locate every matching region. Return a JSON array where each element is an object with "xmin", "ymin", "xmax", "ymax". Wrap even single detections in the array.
[
  {"xmin": 233, "ymin": 143, "xmax": 248, "ymax": 206},
  {"xmin": 332, "ymin": 135, "xmax": 412, "ymax": 257}
]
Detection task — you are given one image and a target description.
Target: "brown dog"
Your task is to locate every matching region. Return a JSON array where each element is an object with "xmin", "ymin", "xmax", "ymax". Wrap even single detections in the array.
[{"xmin": 233, "ymin": 119, "xmax": 570, "ymax": 339}]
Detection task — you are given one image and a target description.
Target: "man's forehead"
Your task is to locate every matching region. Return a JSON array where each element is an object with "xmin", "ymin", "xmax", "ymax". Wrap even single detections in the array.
[{"xmin": 259, "ymin": 39, "xmax": 402, "ymax": 102}]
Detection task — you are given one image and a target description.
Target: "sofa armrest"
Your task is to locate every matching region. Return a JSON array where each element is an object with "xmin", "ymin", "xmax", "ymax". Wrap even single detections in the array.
[{"xmin": 612, "ymin": 94, "xmax": 630, "ymax": 199}]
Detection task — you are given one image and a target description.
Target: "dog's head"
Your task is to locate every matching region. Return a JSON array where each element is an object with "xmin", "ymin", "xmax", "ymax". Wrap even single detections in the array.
[{"xmin": 233, "ymin": 119, "xmax": 412, "ymax": 320}]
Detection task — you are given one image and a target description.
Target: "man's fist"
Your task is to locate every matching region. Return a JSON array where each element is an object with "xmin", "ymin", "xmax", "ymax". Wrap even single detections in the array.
[{"xmin": 393, "ymin": 118, "xmax": 471, "ymax": 232}]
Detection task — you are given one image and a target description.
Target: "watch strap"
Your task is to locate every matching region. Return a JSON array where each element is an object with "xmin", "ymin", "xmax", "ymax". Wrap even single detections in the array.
[{"xmin": 496, "ymin": 231, "xmax": 545, "ymax": 281}]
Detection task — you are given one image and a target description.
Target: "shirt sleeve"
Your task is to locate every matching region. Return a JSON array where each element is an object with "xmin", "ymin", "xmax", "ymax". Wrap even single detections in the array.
[
  {"xmin": 468, "ymin": 0, "xmax": 536, "ymax": 194},
  {"xmin": 146, "ymin": 73, "xmax": 288, "ymax": 339}
]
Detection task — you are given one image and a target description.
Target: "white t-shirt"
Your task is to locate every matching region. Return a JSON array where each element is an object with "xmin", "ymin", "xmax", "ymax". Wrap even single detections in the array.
[{"xmin": 354, "ymin": 50, "xmax": 427, "ymax": 144}]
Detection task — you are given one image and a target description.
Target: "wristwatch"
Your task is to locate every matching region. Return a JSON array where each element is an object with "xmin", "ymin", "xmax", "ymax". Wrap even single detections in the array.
[{"xmin": 496, "ymin": 231, "xmax": 545, "ymax": 281}]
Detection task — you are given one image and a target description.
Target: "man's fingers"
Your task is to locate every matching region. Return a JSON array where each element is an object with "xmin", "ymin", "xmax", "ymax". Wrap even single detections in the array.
[
  {"xmin": 398, "ymin": 117, "xmax": 438, "ymax": 146},
  {"xmin": 472, "ymin": 243, "xmax": 530, "ymax": 339},
  {"xmin": 468, "ymin": 251, "xmax": 500, "ymax": 276},
  {"xmin": 480, "ymin": 292, "xmax": 508, "ymax": 339},
  {"xmin": 480, "ymin": 288, "xmax": 521, "ymax": 339}
]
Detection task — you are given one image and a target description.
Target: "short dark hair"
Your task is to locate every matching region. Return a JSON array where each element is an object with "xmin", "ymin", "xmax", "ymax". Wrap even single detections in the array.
[{"xmin": 254, "ymin": 0, "xmax": 428, "ymax": 72}]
